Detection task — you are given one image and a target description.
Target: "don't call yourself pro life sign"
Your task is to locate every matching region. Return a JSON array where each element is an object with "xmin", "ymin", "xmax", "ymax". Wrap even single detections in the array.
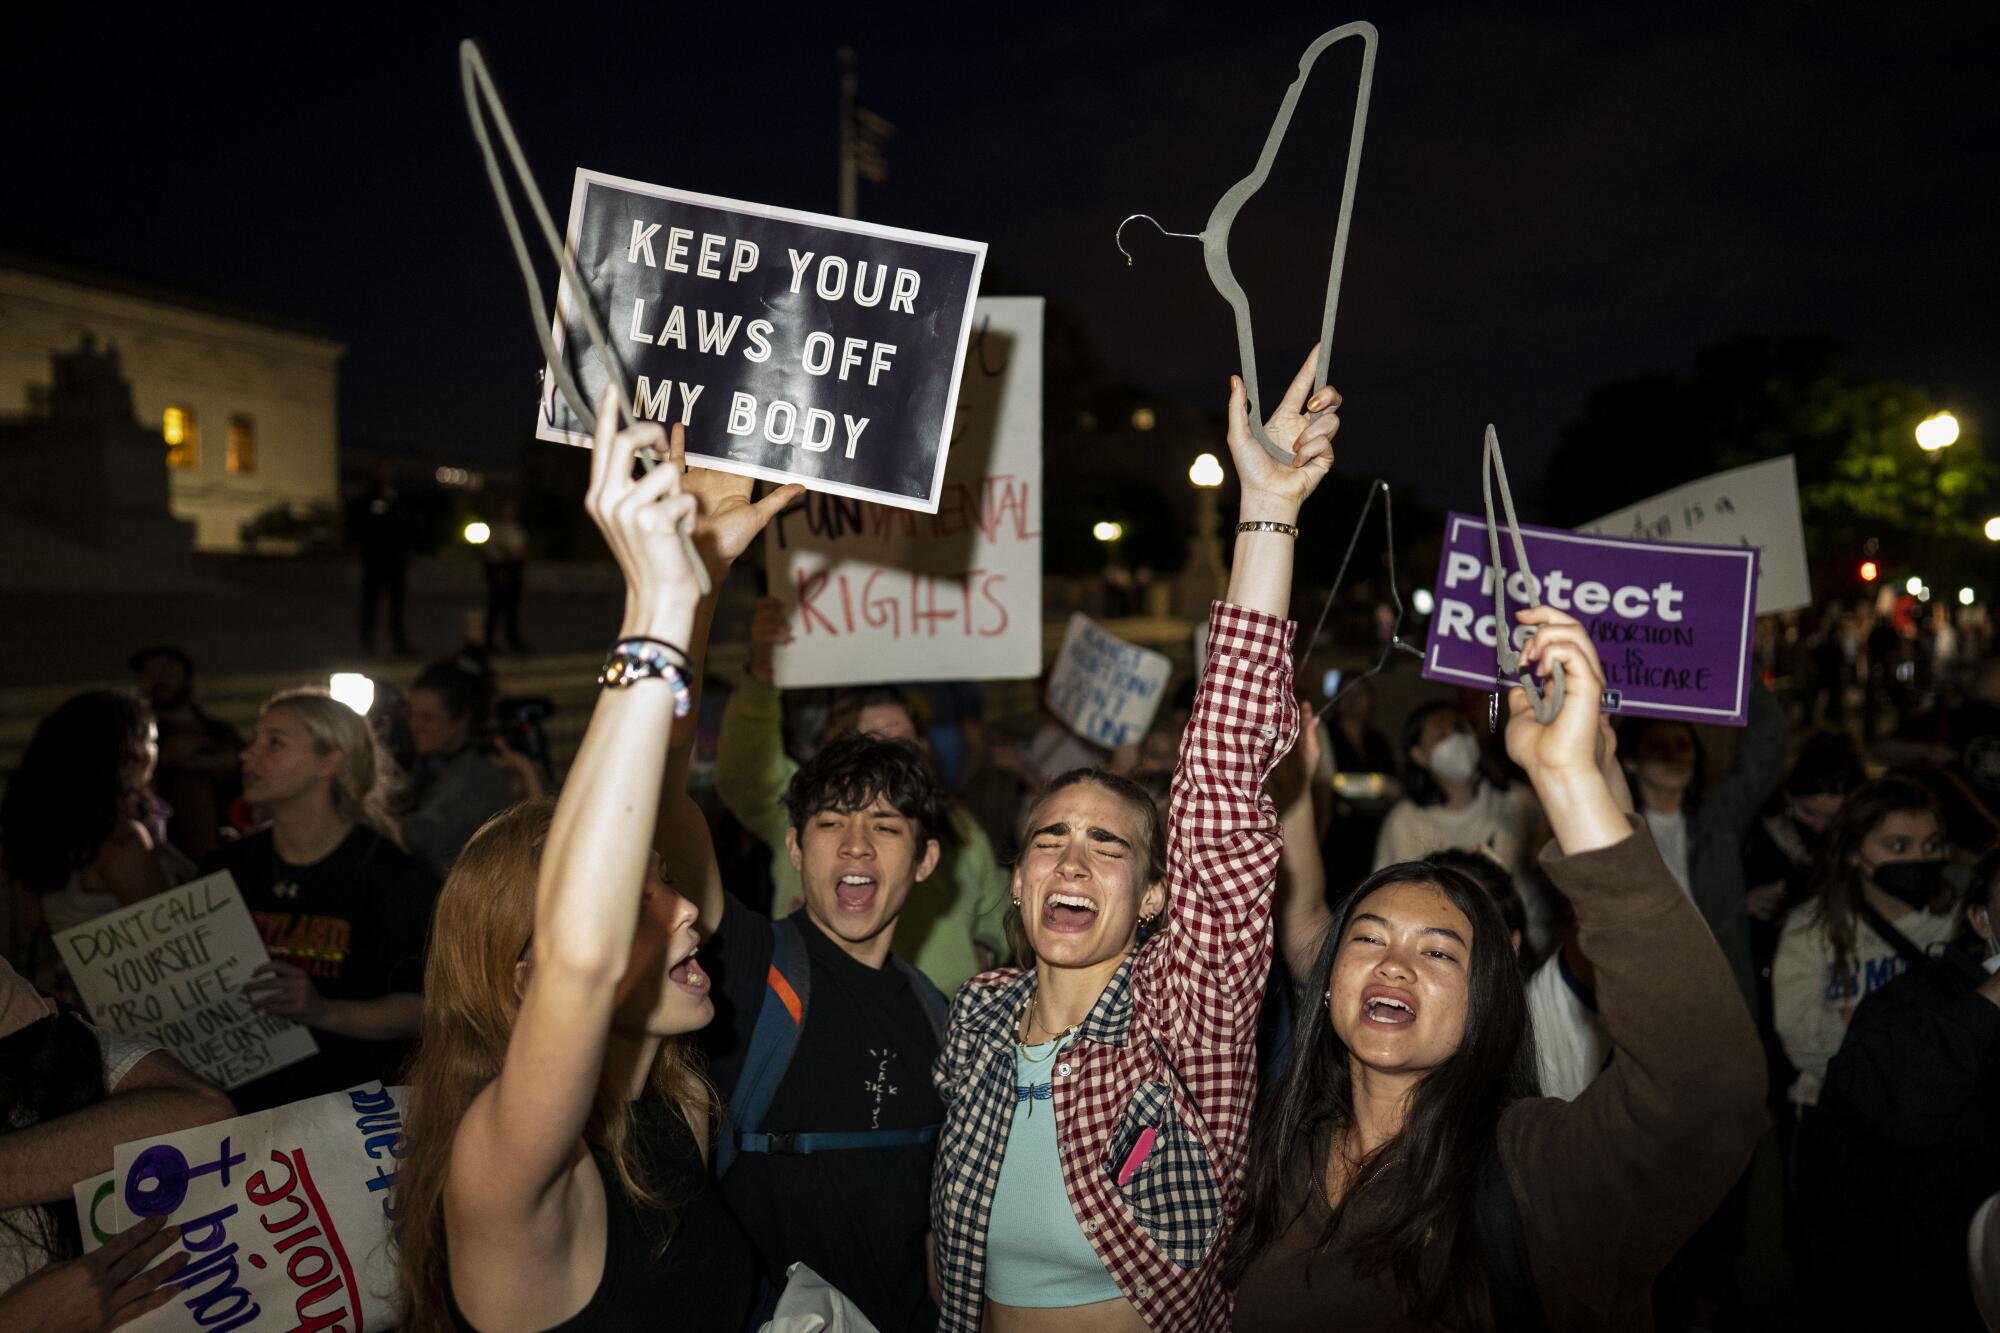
[
  {"xmin": 1046, "ymin": 614, "xmax": 1173, "ymax": 748},
  {"xmin": 1422, "ymin": 514, "xmax": 1760, "ymax": 726},
  {"xmin": 536, "ymin": 169, "xmax": 986, "ymax": 514},
  {"xmin": 52, "ymin": 872, "xmax": 316, "ymax": 1091},
  {"xmin": 75, "ymin": 1084, "xmax": 408, "ymax": 1333},
  {"xmin": 765, "ymin": 296, "xmax": 1043, "ymax": 686}
]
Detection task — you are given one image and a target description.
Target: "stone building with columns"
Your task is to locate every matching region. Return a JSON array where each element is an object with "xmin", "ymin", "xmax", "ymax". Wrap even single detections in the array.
[{"xmin": 0, "ymin": 250, "xmax": 343, "ymax": 552}]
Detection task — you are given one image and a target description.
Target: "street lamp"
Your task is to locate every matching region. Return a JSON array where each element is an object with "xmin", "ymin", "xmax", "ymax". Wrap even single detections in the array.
[
  {"xmin": 1180, "ymin": 452, "xmax": 1228, "ymax": 615},
  {"xmin": 1917, "ymin": 411, "xmax": 1961, "ymax": 451},
  {"xmin": 1983, "ymin": 517, "xmax": 2000, "ymax": 542},
  {"xmin": 1961, "ymin": 587, "xmax": 1976, "ymax": 607},
  {"xmin": 1092, "ymin": 520, "xmax": 1124, "ymax": 543},
  {"xmin": 464, "ymin": 521, "xmax": 492, "ymax": 545}
]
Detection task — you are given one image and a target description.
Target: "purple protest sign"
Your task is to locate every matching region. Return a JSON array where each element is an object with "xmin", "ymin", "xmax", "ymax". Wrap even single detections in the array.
[{"xmin": 1422, "ymin": 513, "xmax": 1760, "ymax": 726}]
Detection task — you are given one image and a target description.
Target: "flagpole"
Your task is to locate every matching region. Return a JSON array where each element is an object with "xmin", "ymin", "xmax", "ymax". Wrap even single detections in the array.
[{"xmin": 838, "ymin": 46, "xmax": 858, "ymax": 220}]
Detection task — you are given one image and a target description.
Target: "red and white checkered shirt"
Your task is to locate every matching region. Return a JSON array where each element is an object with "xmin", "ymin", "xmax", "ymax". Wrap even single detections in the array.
[{"xmin": 932, "ymin": 602, "xmax": 1298, "ymax": 1331}]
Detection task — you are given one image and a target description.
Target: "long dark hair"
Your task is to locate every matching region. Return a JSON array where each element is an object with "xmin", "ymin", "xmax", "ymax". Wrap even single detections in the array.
[
  {"xmin": 0, "ymin": 1007, "xmax": 111, "ymax": 1263},
  {"xmin": 1225, "ymin": 862, "xmax": 1540, "ymax": 1329},
  {"xmin": 0, "ymin": 690, "xmax": 153, "ymax": 893},
  {"xmin": 1806, "ymin": 775, "xmax": 1945, "ymax": 982}
]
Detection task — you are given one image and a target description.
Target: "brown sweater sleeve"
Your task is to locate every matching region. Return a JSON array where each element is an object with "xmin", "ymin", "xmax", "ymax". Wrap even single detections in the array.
[{"xmin": 1501, "ymin": 817, "xmax": 1766, "ymax": 1325}]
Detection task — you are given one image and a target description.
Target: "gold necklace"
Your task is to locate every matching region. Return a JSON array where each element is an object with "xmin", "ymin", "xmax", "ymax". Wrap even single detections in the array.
[{"xmin": 1015, "ymin": 994, "xmax": 1083, "ymax": 1062}]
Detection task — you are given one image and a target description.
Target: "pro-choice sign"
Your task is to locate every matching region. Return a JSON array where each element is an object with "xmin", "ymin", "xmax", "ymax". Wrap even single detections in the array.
[
  {"xmin": 536, "ymin": 169, "xmax": 986, "ymax": 514},
  {"xmin": 1422, "ymin": 514, "xmax": 1760, "ymax": 726}
]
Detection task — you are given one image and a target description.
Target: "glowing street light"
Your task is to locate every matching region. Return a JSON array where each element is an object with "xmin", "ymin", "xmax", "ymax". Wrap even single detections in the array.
[
  {"xmin": 1906, "ymin": 576, "xmax": 1927, "ymax": 597},
  {"xmin": 328, "ymin": 673, "xmax": 376, "ymax": 716},
  {"xmin": 1916, "ymin": 411, "xmax": 1961, "ymax": 452},
  {"xmin": 1412, "ymin": 588, "xmax": 1436, "ymax": 616},
  {"xmin": 1092, "ymin": 520, "xmax": 1124, "ymax": 543},
  {"xmin": 1188, "ymin": 453, "xmax": 1225, "ymax": 488},
  {"xmin": 1961, "ymin": 587, "xmax": 1977, "ymax": 607},
  {"xmin": 1984, "ymin": 517, "xmax": 2000, "ymax": 542},
  {"xmin": 463, "ymin": 520, "xmax": 492, "ymax": 545}
]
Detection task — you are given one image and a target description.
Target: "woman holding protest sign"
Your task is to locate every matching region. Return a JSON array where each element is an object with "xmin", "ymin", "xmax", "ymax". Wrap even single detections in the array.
[
  {"xmin": 928, "ymin": 350, "xmax": 1335, "ymax": 1332},
  {"xmin": 394, "ymin": 392, "xmax": 756, "ymax": 1333},
  {"xmin": 202, "ymin": 687, "xmax": 435, "ymax": 1112},
  {"xmin": 1227, "ymin": 605, "xmax": 1766, "ymax": 1331}
]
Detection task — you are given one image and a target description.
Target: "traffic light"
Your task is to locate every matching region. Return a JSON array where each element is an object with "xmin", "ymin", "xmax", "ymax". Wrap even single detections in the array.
[{"xmin": 1860, "ymin": 560, "xmax": 1880, "ymax": 582}]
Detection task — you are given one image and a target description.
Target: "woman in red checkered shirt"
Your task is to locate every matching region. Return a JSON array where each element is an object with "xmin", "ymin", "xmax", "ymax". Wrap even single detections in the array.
[{"xmin": 930, "ymin": 351, "xmax": 1339, "ymax": 1332}]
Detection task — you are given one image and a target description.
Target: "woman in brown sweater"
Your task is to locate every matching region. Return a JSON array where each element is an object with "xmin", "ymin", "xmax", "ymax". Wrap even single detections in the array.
[{"xmin": 1229, "ymin": 606, "xmax": 1765, "ymax": 1331}]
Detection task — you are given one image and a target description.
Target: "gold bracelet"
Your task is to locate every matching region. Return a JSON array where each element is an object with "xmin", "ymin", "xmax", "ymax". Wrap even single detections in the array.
[{"xmin": 1236, "ymin": 520, "xmax": 1300, "ymax": 538}]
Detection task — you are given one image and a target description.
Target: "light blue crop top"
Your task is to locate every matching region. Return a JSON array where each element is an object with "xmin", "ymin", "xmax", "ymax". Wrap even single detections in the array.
[{"xmin": 984, "ymin": 1034, "xmax": 1125, "ymax": 1308}]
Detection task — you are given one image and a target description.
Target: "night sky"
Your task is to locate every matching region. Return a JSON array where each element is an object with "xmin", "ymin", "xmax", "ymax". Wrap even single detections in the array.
[{"xmin": 8, "ymin": 3, "xmax": 1995, "ymax": 511}]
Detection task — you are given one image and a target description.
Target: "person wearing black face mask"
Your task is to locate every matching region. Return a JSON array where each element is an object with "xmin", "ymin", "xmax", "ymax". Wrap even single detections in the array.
[
  {"xmin": 1743, "ymin": 734, "xmax": 1865, "ymax": 1099},
  {"xmin": 1773, "ymin": 777, "xmax": 1960, "ymax": 1115},
  {"xmin": 1792, "ymin": 848, "xmax": 2000, "ymax": 1329}
]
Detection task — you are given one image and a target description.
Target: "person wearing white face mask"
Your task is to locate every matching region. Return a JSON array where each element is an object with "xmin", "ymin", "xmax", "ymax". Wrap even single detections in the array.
[
  {"xmin": 1792, "ymin": 845, "xmax": 2000, "ymax": 1329},
  {"xmin": 1373, "ymin": 702, "xmax": 1543, "ymax": 944}
]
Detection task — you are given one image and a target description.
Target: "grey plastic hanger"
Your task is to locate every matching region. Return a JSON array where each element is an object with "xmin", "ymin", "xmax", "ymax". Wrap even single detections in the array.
[
  {"xmin": 459, "ymin": 39, "xmax": 708, "ymax": 594},
  {"xmin": 1116, "ymin": 21, "xmax": 1378, "ymax": 463},
  {"xmin": 1483, "ymin": 425, "xmax": 1563, "ymax": 726}
]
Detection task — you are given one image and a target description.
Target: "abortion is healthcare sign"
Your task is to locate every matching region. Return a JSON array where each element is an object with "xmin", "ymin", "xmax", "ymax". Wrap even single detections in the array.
[
  {"xmin": 77, "ymin": 1084, "xmax": 408, "ymax": 1333},
  {"xmin": 537, "ymin": 169, "xmax": 986, "ymax": 514},
  {"xmin": 1422, "ymin": 514, "xmax": 1760, "ymax": 726}
]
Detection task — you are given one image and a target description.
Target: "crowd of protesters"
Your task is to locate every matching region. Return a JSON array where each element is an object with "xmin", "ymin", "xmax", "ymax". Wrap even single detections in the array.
[{"xmin": 3, "ymin": 361, "xmax": 2000, "ymax": 1332}]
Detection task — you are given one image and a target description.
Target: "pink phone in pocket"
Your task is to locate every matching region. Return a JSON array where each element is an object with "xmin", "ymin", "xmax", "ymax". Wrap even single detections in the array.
[{"xmin": 1117, "ymin": 1127, "xmax": 1159, "ymax": 1186}]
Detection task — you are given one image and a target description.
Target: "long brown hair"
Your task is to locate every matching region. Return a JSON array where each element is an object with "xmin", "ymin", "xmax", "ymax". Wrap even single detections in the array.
[
  {"xmin": 1804, "ymin": 775, "xmax": 1943, "ymax": 985},
  {"xmin": 393, "ymin": 801, "xmax": 715, "ymax": 1333}
]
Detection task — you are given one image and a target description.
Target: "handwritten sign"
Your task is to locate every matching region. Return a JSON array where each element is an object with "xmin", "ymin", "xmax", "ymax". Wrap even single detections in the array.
[
  {"xmin": 1581, "ymin": 455, "xmax": 1810, "ymax": 613},
  {"xmin": 78, "ymin": 1084, "xmax": 406, "ymax": 1333},
  {"xmin": 52, "ymin": 873, "xmax": 315, "ymax": 1091},
  {"xmin": 535, "ymin": 169, "xmax": 986, "ymax": 514},
  {"xmin": 1046, "ymin": 614, "xmax": 1172, "ymax": 747},
  {"xmin": 1423, "ymin": 514, "xmax": 1759, "ymax": 725},
  {"xmin": 765, "ymin": 296, "xmax": 1042, "ymax": 686}
]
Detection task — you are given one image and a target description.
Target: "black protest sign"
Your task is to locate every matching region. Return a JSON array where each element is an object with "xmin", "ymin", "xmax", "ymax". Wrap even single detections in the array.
[{"xmin": 535, "ymin": 170, "xmax": 986, "ymax": 514}]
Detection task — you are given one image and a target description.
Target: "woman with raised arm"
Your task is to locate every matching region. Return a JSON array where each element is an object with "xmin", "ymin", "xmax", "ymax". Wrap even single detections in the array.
[
  {"xmin": 1228, "ymin": 608, "xmax": 1766, "ymax": 1331},
  {"xmin": 929, "ymin": 351, "xmax": 1337, "ymax": 1333},
  {"xmin": 394, "ymin": 390, "xmax": 754, "ymax": 1333}
]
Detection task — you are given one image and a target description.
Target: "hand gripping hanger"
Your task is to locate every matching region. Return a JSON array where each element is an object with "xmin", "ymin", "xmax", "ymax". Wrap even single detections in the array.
[
  {"xmin": 458, "ymin": 39, "xmax": 709, "ymax": 594},
  {"xmin": 1116, "ymin": 21, "xmax": 1378, "ymax": 463},
  {"xmin": 1482, "ymin": 425, "xmax": 1562, "ymax": 726}
]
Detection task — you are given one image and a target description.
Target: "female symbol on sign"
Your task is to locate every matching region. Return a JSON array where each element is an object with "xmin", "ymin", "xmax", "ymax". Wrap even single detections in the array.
[{"xmin": 124, "ymin": 1139, "xmax": 246, "ymax": 1217}]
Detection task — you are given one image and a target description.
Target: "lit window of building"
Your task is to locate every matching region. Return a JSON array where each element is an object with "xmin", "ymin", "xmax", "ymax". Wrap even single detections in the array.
[
  {"xmin": 163, "ymin": 405, "xmax": 199, "ymax": 469},
  {"xmin": 226, "ymin": 414, "xmax": 256, "ymax": 473}
]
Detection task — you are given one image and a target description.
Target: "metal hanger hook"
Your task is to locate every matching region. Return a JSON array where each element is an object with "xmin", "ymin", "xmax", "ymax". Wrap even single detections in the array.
[{"xmin": 1114, "ymin": 213, "xmax": 1203, "ymax": 267}]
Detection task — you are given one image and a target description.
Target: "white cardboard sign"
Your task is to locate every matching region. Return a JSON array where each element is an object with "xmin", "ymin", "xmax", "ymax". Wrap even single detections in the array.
[
  {"xmin": 77, "ymin": 1084, "xmax": 407, "ymax": 1333},
  {"xmin": 52, "ymin": 873, "xmax": 315, "ymax": 1092},
  {"xmin": 1581, "ymin": 455, "xmax": 1811, "ymax": 614},
  {"xmin": 1045, "ymin": 614, "xmax": 1172, "ymax": 748},
  {"xmin": 765, "ymin": 296, "xmax": 1043, "ymax": 686}
]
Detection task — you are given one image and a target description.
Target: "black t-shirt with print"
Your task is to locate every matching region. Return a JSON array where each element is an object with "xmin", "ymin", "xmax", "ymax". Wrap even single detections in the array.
[
  {"xmin": 202, "ymin": 827, "xmax": 436, "ymax": 1111},
  {"xmin": 703, "ymin": 893, "xmax": 943, "ymax": 1333}
]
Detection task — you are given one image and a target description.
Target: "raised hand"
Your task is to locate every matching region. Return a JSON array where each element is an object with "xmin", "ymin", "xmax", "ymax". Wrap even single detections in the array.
[
  {"xmin": 676, "ymin": 450, "xmax": 806, "ymax": 584},
  {"xmin": 1503, "ymin": 606, "xmax": 1631, "ymax": 855},
  {"xmin": 1224, "ymin": 344, "xmax": 1339, "ymax": 521},
  {"xmin": 582, "ymin": 384, "xmax": 703, "ymax": 636},
  {"xmin": 747, "ymin": 595, "xmax": 794, "ymax": 684},
  {"xmin": 1502, "ymin": 606, "xmax": 1606, "ymax": 781}
]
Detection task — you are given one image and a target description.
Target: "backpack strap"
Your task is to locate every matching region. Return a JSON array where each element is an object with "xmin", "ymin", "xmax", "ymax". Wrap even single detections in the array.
[
  {"xmin": 1474, "ymin": 1147, "xmax": 1551, "ymax": 1333},
  {"xmin": 892, "ymin": 957, "xmax": 951, "ymax": 1043},
  {"xmin": 1857, "ymin": 902, "xmax": 1985, "ymax": 990},
  {"xmin": 717, "ymin": 916, "xmax": 812, "ymax": 1178}
]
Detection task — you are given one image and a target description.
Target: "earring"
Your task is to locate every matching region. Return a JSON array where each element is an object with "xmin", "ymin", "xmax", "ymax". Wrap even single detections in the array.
[{"xmin": 1011, "ymin": 897, "xmax": 1022, "ymax": 909}]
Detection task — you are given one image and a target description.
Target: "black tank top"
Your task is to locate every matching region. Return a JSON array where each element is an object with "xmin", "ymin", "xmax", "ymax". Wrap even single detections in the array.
[{"xmin": 449, "ymin": 1098, "xmax": 754, "ymax": 1331}]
